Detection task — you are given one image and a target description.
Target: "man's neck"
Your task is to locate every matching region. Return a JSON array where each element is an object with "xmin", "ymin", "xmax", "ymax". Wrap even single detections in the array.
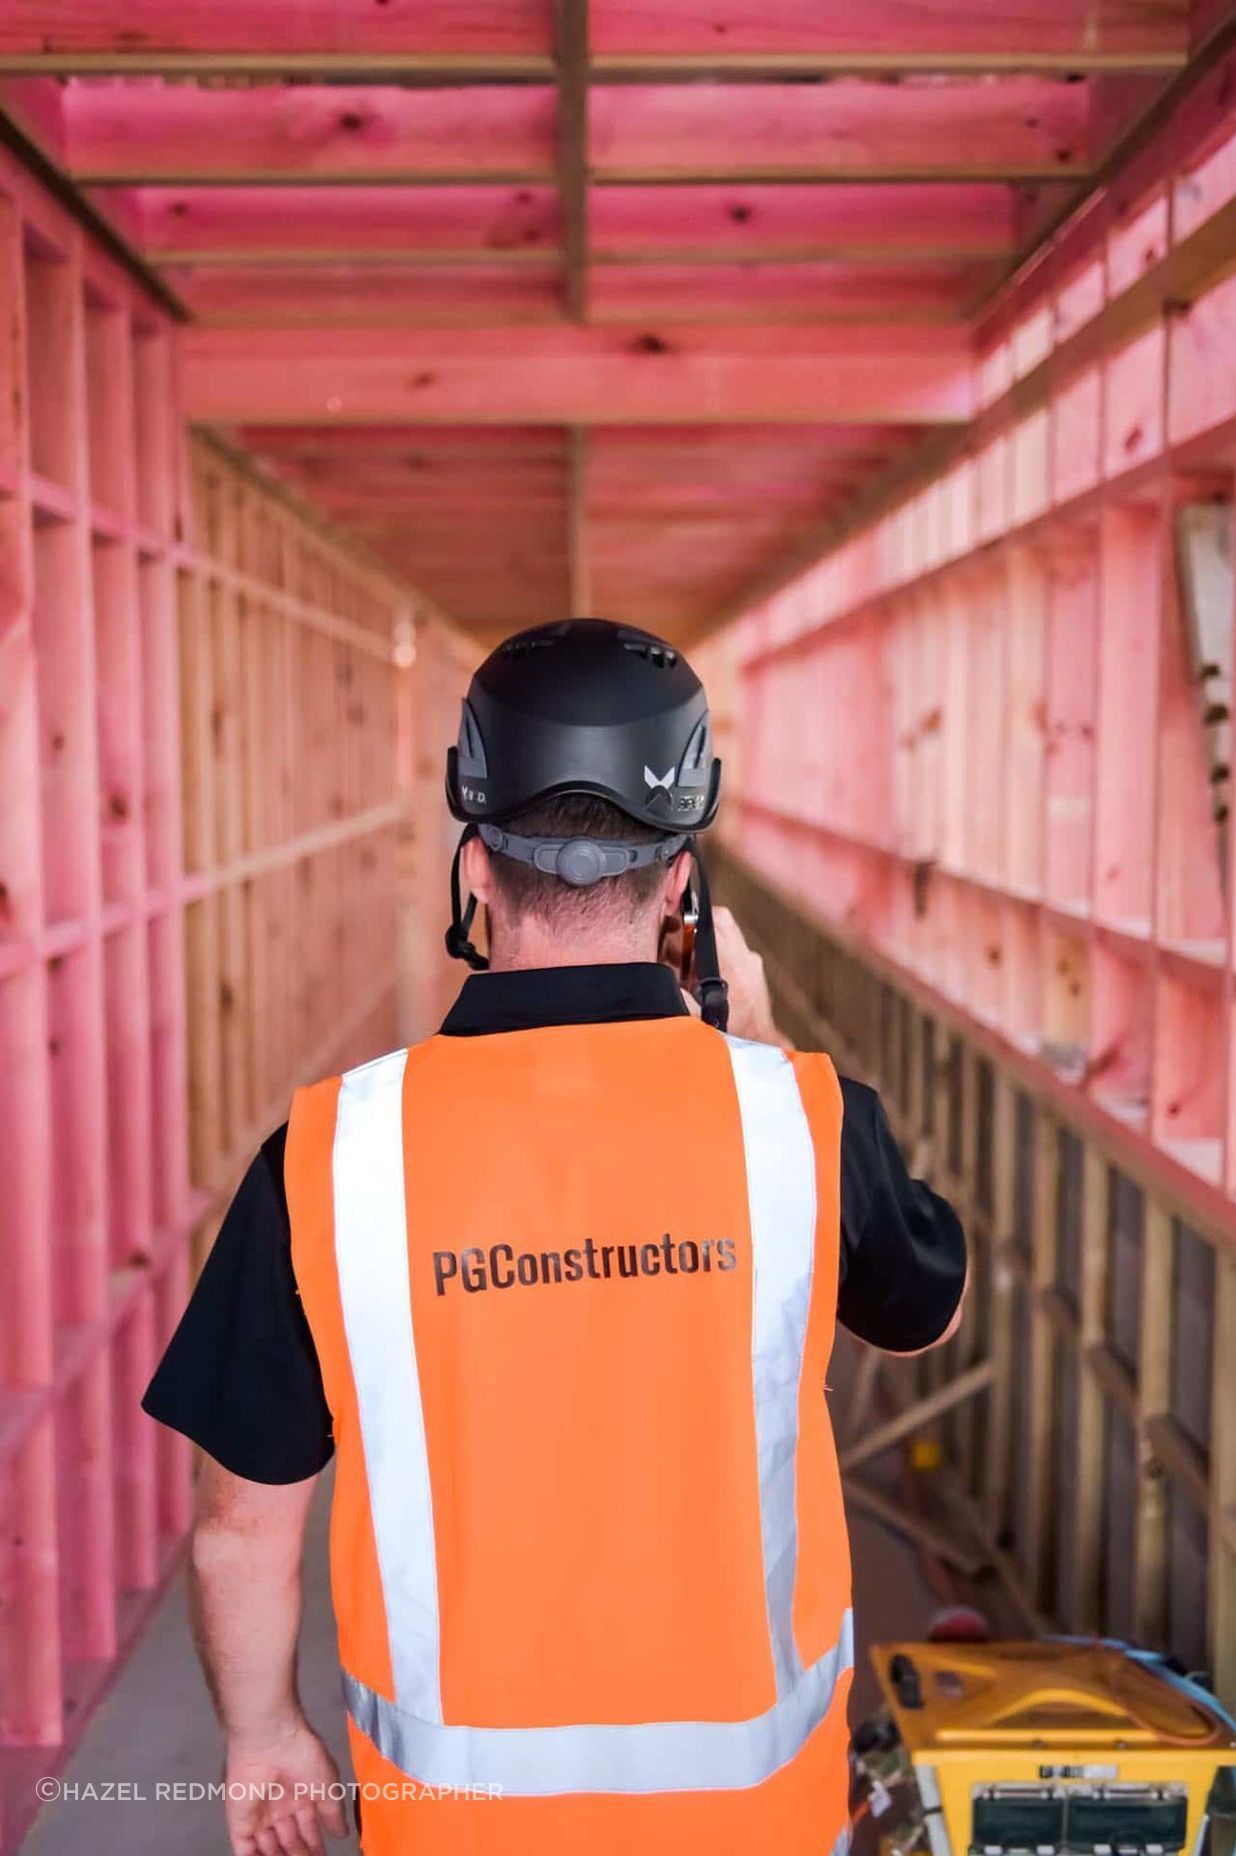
[{"xmin": 486, "ymin": 929, "xmax": 659, "ymax": 974}]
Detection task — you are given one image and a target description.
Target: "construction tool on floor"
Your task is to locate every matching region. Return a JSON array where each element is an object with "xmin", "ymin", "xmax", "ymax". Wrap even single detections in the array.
[{"xmin": 850, "ymin": 1639, "xmax": 1236, "ymax": 1856}]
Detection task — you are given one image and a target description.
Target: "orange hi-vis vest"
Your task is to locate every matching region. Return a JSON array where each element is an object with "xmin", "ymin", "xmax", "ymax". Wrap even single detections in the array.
[{"xmin": 286, "ymin": 1013, "xmax": 854, "ymax": 1856}]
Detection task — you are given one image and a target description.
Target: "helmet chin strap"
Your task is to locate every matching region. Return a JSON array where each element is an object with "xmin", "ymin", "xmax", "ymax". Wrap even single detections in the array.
[
  {"xmin": 445, "ymin": 824, "xmax": 490, "ymax": 971},
  {"xmin": 445, "ymin": 825, "xmax": 730, "ymax": 1034}
]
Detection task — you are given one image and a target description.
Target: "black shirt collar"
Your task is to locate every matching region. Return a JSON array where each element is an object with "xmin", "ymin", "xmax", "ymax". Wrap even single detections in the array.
[{"xmin": 440, "ymin": 962, "xmax": 689, "ymax": 1037}]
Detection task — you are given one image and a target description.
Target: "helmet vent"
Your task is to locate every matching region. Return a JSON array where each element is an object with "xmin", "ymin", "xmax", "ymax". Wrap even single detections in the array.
[
  {"xmin": 456, "ymin": 699, "xmax": 488, "ymax": 777},
  {"xmin": 500, "ymin": 636, "xmax": 554, "ymax": 659},
  {"xmin": 620, "ymin": 637, "xmax": 678, "ymax": 669}
]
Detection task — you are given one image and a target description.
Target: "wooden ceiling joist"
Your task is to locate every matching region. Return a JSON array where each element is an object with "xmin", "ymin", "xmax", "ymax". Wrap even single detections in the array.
[
  {"xmin": 591, "ymin": 0, "xmax": 1193, "ymax": 69},
  {"xmin": 130, "ymin": 179, "xmax": 1037, "ymax": 268},
  {"xmin": 0, "ymin": 0, "xmax": 552, "ymax": 64},
  {"xmin": 590, "ymin": 180, "xmax": 1032, "ymax": 261},
  {"xmin": 554, "ymin": 0, "xmax": 589, "ymax": 319},
  {"xmin": 161, "ymin": 255, "xmax": 990, "ymax": 327},
  {"xmin": 183, "ymin": 324, "xmax": 974, "ymax": 425},
  {"xmin": 134, "ymin": 184, "xmax": 563, "ymax": 264},
  {"xmin": 588, "ymin": 78, "xmax": 1097, "ymax": 184},
  {"xmin": 59, "ymin": 75, "xmax": 1105, "ymax": 188},
  {"xmin": 0, "ymin": 0, "xmax": 1192, "ymax": 76},
  {"xmin": 286, "ymin": 488, "xmax": 573, "ymax": 516},
  {"xmin": 237, "ymin": 425, "xmax": 570, "ymax": 460},
  {"xmin": 586, "ymin": 260, "xmax": 993, "ymax": 324},
  {"xmin": 589, "ymin": 49, "xmax": 1188, "ymax": 77},
  {"xmin": 168, "ymin": 262, "xmax": 565, "ymax": 326},
  {"xmin": 238, "ymin": 422, "xmax": 906, "ymax": 456},
  {"xmin": 61, "ymin": 83, "xmax": 558, "ymax": 186}
]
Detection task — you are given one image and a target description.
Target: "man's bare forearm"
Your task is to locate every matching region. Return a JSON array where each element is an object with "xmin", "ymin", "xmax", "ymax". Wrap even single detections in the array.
[
  {"xmin": 189, "ymin": 1461, "xmax": 316, "ymax": 1744},
  {"xmin": 190, "ymin": 1520, "xmax": 303, "ymax": 1743},
  {"xmin": 188, "ymin": 1463, "xmax": 345, "ymax": 1855}
]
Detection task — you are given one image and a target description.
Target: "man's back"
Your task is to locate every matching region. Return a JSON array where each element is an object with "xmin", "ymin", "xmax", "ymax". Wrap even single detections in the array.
[{"xmin": 286, "ymin": 1005, "xmax": 854, "ymax": 1854}]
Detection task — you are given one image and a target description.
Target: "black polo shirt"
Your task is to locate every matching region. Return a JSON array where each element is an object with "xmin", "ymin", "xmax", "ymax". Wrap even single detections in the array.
[{"xmin": 143, "ymin": 962, "xmax": 966, "ymax": 1484}]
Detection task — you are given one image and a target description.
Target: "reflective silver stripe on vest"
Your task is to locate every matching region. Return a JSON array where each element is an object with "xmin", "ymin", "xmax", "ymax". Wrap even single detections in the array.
[
  {"xmin": 333, "ymin": 1048, "xmax": 442, "ymax": 1723},
  {"xmin": 343, "ymin": 1609, "xmax": 853, "ymax": 1796},
  {"xmin": 725, "ymin": 1036, "xmax": 816, "ymax": 1699}
]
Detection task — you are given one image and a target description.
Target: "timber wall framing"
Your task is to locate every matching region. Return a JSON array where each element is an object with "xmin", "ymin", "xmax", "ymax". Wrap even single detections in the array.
[
  {"xmin": 722, "ymin": 84, "xmax": 1236, "ymax": 1707},
  {"xmin": 0, "ymin": 148, "xmax": 190, "ymax": 1846},
  {"xmin": 734, "ymin": 99, "xmax": 1236, "ymax": 1210},
  {"xmin": 0, "ymin": 143, "xmax": 423, "ymax": 1846},
  {"xmin": 715, "ymin": 843, "xmax": 1236, "ymax": 1711},
  {"xmin": 179, "ymin": 435, "xmax": 408, "ymax": 1251}
]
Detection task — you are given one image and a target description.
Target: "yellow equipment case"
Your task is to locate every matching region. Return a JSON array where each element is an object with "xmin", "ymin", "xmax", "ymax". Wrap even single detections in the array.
[{"xmin": 855, "ymin": 1640, "xmax": 1236, "ymax": 1856}]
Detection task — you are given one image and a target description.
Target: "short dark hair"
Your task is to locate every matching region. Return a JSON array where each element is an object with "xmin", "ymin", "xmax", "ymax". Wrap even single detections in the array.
[{"xmin": 487, "ymin": 793, "xmax": 674, "ymax": 926}]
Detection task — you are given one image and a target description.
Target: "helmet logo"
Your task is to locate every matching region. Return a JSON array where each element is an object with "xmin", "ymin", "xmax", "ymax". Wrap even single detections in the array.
[{"xmin": 643, "ymin": 763, "xmax": 676, "ymax": 793}]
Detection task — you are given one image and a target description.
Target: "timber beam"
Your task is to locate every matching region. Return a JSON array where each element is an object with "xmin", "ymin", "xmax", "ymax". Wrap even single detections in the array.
[
  {"xmin": 181, "ymin": 325, "xmax": 974, "ymax": 426},
  {"xmin": 0, "ymin": 0, "xmax": 1193, "ymax": 78},
  {"xmin": 554, "ymin": 0, "xmax": 589, "ymax": 321},
  {"xmin": 55, "ymin": 77, "xmax": 1100, "ymax": 188}
]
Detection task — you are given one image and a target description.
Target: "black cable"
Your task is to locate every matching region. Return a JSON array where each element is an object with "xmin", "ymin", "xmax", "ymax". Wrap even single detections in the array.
[{"xmin": 690, "ymin": 853, "xmax": 730, "ymax": 1032}]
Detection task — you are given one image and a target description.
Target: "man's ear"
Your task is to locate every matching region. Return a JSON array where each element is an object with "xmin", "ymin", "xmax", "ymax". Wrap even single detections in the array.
[
  {"xmin": 462, "ymin": 831, "xmax": 494, "ymax": 907},
  {"xmin": 665, "ymin": 849, "xmax": 692, "ymax": 915}
]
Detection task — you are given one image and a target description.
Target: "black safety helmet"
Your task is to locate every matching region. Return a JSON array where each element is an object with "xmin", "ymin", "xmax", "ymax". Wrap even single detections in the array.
[{"xmin": 444, "ymin": 618, "xmax": 728, "ymax": 1029}]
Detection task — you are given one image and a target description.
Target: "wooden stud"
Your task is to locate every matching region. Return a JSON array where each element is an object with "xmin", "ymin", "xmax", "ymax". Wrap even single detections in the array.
[
  {"xmin": 1211, "ymin": 1250, "xmax": 1236, "ymax": 1708},
  {"xmin": 1132, "ymin": 1198, "xmax": 1173, "ymax": 1647},
  {"xmin": 838, "ymin": 1361, "xmax": 994, "ymax": 1473},
  {"xmin": 1069, "ymin": 1144, "xmax": 1110, "ymax": 1631},
  {"xmin": 952, "ymin": 1044, "xmax": 984, "ymax": 1484}
]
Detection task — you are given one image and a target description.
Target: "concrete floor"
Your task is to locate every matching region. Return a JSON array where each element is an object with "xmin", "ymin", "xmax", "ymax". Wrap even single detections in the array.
[
  {"xmin": 22, "ymin": 1476, "xmax": 360, "ymax": 1856},
  {"xmin": 22, "ymin": 1352, "xmax": 960, "ymax": 1854}
]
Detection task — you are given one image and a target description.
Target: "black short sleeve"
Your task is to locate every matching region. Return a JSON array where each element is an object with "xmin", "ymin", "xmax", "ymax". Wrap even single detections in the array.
[
  {"xmin": 142, "ymin": 1125, "xmax": 334, "ymax": 1484},
  {"xmin": 837, "ymin": 1077, "xmax": 967, "ymax": 1352},
  {"xmin": 143, "ymin": 1063, "xmax": 964, "ymax": 1474}
]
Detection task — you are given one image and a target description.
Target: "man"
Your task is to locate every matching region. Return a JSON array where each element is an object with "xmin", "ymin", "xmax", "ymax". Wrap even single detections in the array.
[{"xmin": 144, "ymin": 618, "xmax": 966, "ymax": 1856}]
